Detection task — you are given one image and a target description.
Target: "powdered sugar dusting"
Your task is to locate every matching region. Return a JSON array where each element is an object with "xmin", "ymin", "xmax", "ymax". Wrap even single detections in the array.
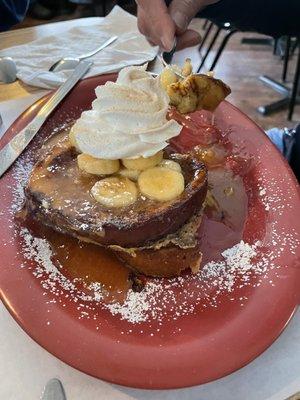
[
  {"xmin": 3, "ymin": 128, "xmax": 300, "ymax": 331},
  {"xmin": 17, "ymin": 223, "xmax": 299, "ymax": 326}
]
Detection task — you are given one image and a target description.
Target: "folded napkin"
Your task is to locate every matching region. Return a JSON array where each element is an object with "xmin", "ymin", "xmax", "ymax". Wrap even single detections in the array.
[{"xmin": 0, "ymin": 6, "xmax": 158, "ymax": 89}]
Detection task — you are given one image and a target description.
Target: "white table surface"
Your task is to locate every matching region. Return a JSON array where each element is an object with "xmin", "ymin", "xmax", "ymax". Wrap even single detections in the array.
[{"xmin": 1, "ymin": 89, "xmax": 300, "ymax": 400}]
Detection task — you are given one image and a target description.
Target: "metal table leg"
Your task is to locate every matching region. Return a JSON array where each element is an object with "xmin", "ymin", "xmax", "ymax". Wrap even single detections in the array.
[
  {"xmin": 257, "ymin": 42, "xmax": 300, "ymax": 119},
  {"xmin": 257, "ymin": 98, "xmax": 290, "ymax": 115},
  {"xmin": 282, "ymin": 36, "xmax": 291, "ymax": 82},
  {"xmin": 288, "ymin": 44, "xmax": 300, "ymax": 120},
  {"xmin": 259, "ymin": 75, "xmax": 290, "ymax": 95}
]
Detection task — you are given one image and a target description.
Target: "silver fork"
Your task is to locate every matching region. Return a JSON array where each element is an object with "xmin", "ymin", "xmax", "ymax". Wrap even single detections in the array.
[
  {"xmin": 159, "ymin": 38, "xmax": 185, "ymax": 79},
  {"xmin": 49, "ymin": 36, "xmax": 118, "ymax": 72},
  {"xmin": 147, "ymin": 38, "xmax": 184, "ymax": 79}
]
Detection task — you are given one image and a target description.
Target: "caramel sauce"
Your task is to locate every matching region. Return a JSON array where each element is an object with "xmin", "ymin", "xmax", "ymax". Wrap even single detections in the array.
[
  {"xmin": 52, "ymin": 234, "xmax": 131, "ymax": 303},
  {"xmin": 200, "ymin": 168, "xmax": 247, "ymax": 264},
  {"xmin": 168, "ymin": 111, "xmax": 248, "ymax": 264},
  {"xmin": 24, "ymin": 217, "xmax": 132, "ymax": 303}
]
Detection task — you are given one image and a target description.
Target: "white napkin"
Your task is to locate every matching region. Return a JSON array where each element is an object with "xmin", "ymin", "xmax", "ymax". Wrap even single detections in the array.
[{"xmin": 0, "ymin": 6, "xmax": 158, "ymax": 89}]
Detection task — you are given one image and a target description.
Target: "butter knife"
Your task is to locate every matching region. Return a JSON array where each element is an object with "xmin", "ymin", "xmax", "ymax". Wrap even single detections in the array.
[
  {"xmin": 284, "ymin": 393, "xmax": 300, "ymax": 400},
  {"xmin": 41, "ymin": 378, "xmax": 66, "ymax": 400},
  {"xmin": 0, "ymin": 60, "xmax": 92, "ymax": 178}
]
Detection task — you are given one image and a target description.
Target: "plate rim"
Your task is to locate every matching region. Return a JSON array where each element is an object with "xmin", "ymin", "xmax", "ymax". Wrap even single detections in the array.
[{"xmin": 0, "ymin": 74, "xmax": 299, "ymax": 389}]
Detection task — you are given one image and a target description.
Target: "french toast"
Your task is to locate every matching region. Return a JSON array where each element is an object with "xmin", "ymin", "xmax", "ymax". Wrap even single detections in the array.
[
  {"xmin": 22, "ymin": 64, "xmax": 231, "ymax": 278},
  {"xmin": 109, "ymin": 212, "xmax": 203, "ymax": 277},
  {"xmin": 25, "ymin": 137, "xmax": 207, "ymax": 250}
]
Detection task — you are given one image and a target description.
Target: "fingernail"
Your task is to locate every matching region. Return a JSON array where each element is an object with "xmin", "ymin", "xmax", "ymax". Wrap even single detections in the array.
[
  {"xmin": 162, "ymin": 37, "xmax": 173, "ymax": 52},
  {"xmin": 172, "ymin": 11, "xmax": 189, "ymax": 31}
]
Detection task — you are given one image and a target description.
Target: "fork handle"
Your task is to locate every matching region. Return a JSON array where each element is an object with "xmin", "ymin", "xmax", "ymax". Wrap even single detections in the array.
[{"xmin": 78, "ymin": 36, "xmax": 118, "ymax": 60}]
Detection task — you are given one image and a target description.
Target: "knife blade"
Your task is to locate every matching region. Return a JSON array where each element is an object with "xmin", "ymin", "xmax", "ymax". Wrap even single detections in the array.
[
  {"xmin": 284, "ymin": 393, "xmax": 300, "ymax": 400},
  {"xmin": 0, "ymin": 60, "xmax": 92, "ymax": 178},
  {"xmin": 41, "ymin": 378, "xmax": 66, "ymax": 400}
]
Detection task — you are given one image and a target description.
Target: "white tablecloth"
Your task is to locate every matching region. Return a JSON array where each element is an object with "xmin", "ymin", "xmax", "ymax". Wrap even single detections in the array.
[
  {"xmin": 0, "ymin": 95, "xmax": 300, "ymax": 400},
  {"xmin": 0, "ymin": 6, "xmax": 157, "ymax": 89}
]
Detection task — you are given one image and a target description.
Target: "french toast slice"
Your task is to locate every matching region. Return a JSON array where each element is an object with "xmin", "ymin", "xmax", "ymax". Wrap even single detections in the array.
[
  {"xmin": 109, "ymin": 212, "xmax": 203, "ymax": 277},
  {"xmin": 25, "ymin": 137, "xmax": 207, "ymax": 248}
]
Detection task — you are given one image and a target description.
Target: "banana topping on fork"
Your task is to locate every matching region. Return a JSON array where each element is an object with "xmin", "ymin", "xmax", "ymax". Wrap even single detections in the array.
[{"xmin": 160, "ymin": 58, "xmax": 231, "ymax": 114}]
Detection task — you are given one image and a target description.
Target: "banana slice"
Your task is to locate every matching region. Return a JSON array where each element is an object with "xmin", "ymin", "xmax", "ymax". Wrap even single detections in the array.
[
  {"xmin": 78, "ymin": 154, "xmax": 119, "ymax": 175},
  {"xmin": 119, "ymin": 168, "xmax": 140, "ymax": 181},
  {"xmin": 122, "ymin": 151, "xmax": 163, "ymax": 171},
  {"xmin": 91, "ymin": 177, "xmax": 138, "ymax": 208},
  {"xmin": 159, "ymin": 159, "xmax": 182, "ymax": 172},
  {"xmin": 182, "ymin": 58, "xmax": 193, "ymax": 77},
  {"xmin": 160, "ymin": 67, "xmax": 178, "ymax": 91},
  {"xmin": 69, "ymin": 128, "xmax": 80, "ymax": 150},
  {"xmin": 138, "ymin": 167, "xmax": 184, "ymax": 202}
]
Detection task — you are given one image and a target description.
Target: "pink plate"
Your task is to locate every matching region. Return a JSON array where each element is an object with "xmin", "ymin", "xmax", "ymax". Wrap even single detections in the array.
[{"xmin": 0, "ymin": 74, "xmax": 299, "ymax": 389}]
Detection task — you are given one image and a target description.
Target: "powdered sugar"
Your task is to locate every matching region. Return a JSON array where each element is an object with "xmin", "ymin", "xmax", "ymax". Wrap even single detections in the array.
[
  {"xmin": 104, "ymin": 241, "xmax": 261, "ymax": 323},
  {"xmin": 3, "ymin": 127, "xmax": 300, "ymax": 330},
  {"xmin": 18, "ymin": 224, "xmax": 293, "ymax": 325}
]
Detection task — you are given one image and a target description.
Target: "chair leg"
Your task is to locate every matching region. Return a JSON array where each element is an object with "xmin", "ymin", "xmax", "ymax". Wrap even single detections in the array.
[
  {"xmin": 203, "ymin": 19, "xmax": 209, "ymax": 29},
  {"xmin": 273, "ymin": 38, "xmax": 278, "ymax": 55},
  {"xmin": 93, "ymin": 0, "xmax": 106, "ymax": 16},
  {"xmin": 209, "ymin": 29, "xmax": 237, "ymax": 71},
  {"xmin": 288, "ymin": 42, "xmax": 300, "ymax": 121},
  {"xmin": 291, "ymin": 38, "xmax": 299, "ymax": 56},
  {"xmin": 282, "ymin": 36, "xmax": 291, "ymax": 82},
  {"xmin": 198, "ymin": 21, "xmax": 214, "ymax": 52},
  {"xmin": 197, "ymin": 27, "xmax": 221, "ymax": 73}
]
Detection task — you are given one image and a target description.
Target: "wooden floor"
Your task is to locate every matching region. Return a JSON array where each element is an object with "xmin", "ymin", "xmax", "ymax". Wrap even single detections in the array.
[{"xmin": 13, "ymin": 14, "xmax": 300, "ymax": 131}]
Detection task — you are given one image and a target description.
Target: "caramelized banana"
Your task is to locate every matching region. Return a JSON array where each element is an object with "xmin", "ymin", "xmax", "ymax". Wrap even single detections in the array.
[
  {"xmin": 119, "ymin": 168, "xmax": 140, "ymax": 181},
  {"xmin": 91, "ymin": 177, "xmax": 138, "ymax": 207},
  {"xmin": 78, "ymin": 154, "xmax": 119, "ymax": 175},
  {"xmin": 122, "ymin": 151, "xmax": 163, "ymax": 171},
  {"xmin": 182, "ymin": 58, "xmax": 193, "ymax": 77},
  {"xmin": 160, "ymin": 68, "xmax": 178, "ymax": 91},
  {"xmin": 138, "ymin": 167, "xmax": 184, "ymax": 202},
  {"xmin": 159, "ymin": 159, "xmax": 182, "ymax": 172}
]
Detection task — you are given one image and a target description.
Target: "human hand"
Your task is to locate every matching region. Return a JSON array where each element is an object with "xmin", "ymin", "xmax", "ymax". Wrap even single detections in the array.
[{"xmin": 136, "ymin": 0, "xmax": 220, "ymax": 51}]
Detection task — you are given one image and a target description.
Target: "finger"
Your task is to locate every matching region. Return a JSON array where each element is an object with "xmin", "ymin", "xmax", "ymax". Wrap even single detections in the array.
[
  {"xmin": 169, "ymin": 0, "xmax": 219, "ymax": 31},
  {"xmin": 136, "ymin": 0, "xmax": 176, "ymax": 51},
  {"xmin": 145, "ymin": 36, "xmax": 157, "ymax": 47},
  {"xmin": 176, "ymin": 29, "xmax": 202, "ymax": 50},
  {"xmin": 137, "ymin": 7, "xmax": 151, "ymax": 37}
]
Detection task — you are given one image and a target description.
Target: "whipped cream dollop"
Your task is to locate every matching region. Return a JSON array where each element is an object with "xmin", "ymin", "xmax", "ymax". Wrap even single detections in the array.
[{"xmin": 71, "ymin": 65, "xmax": 182, "ymax": 159}]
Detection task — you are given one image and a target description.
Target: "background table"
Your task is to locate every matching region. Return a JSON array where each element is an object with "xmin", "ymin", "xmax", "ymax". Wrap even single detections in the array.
[{"xmin": 1, "ymin": 20, "xmax": 300, "ymax": 400}]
